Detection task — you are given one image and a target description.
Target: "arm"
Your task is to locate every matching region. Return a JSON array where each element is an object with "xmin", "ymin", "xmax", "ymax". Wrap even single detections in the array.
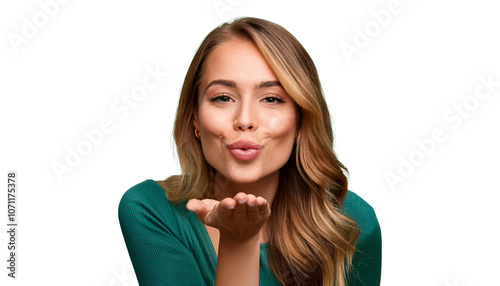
[
  {"xmin": 349, "ymin": 219, "xmax": 382, "ymax": 285},
  {"xmin": 118, "ymin": 188, "xmax": 208, "ymax": 286},
  {"xmin": 216, "ymin": 233, "xmax": 260, "ymax": 286},
  {"xmin": 187, "ymin": 193, "xmax": 270, "ymax": 286},
  {"xmin": 343, "ymin": 192, "xmax": 382, "ymax": 286}
]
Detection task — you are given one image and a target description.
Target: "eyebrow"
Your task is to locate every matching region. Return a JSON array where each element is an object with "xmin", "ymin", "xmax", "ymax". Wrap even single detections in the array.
[
  {"xmin": 203, "ymin": 80, "xmax": 282, "ymax": 93},
  {"xmin": 258, "ymin": 81, "xmax": 282, "ymax": 88}
]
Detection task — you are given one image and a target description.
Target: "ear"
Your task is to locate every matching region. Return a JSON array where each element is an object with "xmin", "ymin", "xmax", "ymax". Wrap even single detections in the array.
[
  {"xmin": 295, "ymin": 106, "xmax": 302, "ymax": 138},
  {"xmin": 193, "ymin": 107, "xmax": 200, "ymax": 131}
]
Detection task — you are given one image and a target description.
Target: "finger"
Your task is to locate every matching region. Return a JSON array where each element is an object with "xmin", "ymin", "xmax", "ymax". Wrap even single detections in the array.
[
  {"xmin": 255, "ymin": 196, "xmax": 267, "ymax": 207},
  {"xmin": 233, "ymin": 192, "xmax": 248, "ymax": 204},
  {"xmin": 217, "ymin": 198, "xmax": 236, "ymax": 219},
  {"xmin": 186, "ymin": 199, "xmax": 211, "ymax": 222},
  {"xmin": 186, "ymin": 199, "xmax": 203, "ymax": 213},
  {"xmin": 246, "ymin": 194, "xmax": 257, "ymax": 207},
  {"xmin": 233, "ymin": 193, "xmax": 248, "ymax": 219},
  {"xmin": 256, "ymin": 197, "xmax": 271, "ymax": 218},
  {"xmin": 246, "ymin": 194, "xmax": 259, "ymax": 220}
]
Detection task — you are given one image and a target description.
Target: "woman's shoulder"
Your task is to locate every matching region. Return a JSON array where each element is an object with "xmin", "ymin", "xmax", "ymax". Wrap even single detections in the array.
[
  {"xmin": 341, "ymin": 190, "xmax": 382, "ymax": 255},
  {"xmin": 341, "ymin": 190, "xmax": 378, "ymax": 223},
  {"xmin": 342, "ymin": 191, "xmax": 382, "ymax": 283},
  {"xmin": 120, "ymin": 179, "xmax": 183, "ymax": 203},
  {"xmin": 118, "ymin": 179, "xmax": 191, "ymax": 229},
  {"xmin": 341, "ymin": 190, "xmax": 381, "ymax": 244},
  {"xmin": 120, "ymin": 179, "xmax": 171, "ymax": 207}
]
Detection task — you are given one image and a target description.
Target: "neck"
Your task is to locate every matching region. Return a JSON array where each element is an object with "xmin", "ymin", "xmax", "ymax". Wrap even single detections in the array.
[{"xmin": 211, "ymin": 170, "xmax": 279, "ymax": 207}]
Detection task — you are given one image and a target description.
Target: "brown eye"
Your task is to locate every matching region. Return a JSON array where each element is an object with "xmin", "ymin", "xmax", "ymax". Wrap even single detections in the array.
[
  {"xmin": 262, "ymin": 96, "xmax": 284, "ymax": 104},
  {"xmin": 210, "ymin": 95, "xmax": 232, "ymax": 103}
]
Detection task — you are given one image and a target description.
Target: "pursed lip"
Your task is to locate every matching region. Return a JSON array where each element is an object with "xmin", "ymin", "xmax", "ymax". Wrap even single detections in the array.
[{"xmin": 227, "ymin": 140, "xmax": 263, "ymax": 161}]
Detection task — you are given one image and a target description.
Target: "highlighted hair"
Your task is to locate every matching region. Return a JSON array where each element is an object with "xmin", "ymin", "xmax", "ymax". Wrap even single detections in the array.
[{"xmin": 165, "ymin": 17, "xmax": 359, "ymax": 286}]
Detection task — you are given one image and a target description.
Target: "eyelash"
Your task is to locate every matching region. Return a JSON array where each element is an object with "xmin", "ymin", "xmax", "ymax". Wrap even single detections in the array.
[
  {"xmin": 210, "ymin": 94, "xmax": 232, "ymax": 103},
  {"xmin": 262, "ymin": 96, "xmax": 284, "ymax": 104},
  {"xmin": 209, "ymin": 95, "xmax": 284, "ymax": 104}
]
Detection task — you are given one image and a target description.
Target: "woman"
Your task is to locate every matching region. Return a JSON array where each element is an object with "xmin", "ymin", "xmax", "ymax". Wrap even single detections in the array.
[{"xmin": 119, "ymin": 17, "xmax": 381, "ymax": 286}]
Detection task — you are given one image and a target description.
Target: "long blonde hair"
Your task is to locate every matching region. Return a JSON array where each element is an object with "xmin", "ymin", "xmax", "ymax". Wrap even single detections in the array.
[{"xmin": 165, "ymin": 17, "xmax": 359, "ymax": 286}]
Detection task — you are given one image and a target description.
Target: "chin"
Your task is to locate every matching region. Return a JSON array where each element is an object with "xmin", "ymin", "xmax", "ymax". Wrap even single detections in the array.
[
  {"xmin": 225, "ymin": 172, "xmax": 263, "ymax": 184},
  {"xmin": 224, "ymin": 166, "xmax": 279, "ymax": 185}
]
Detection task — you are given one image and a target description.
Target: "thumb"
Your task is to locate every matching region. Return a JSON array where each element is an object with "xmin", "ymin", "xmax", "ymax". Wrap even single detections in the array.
[{"xmin": 186, "ymin": 199, "xmax": 212, "ymax": 223}]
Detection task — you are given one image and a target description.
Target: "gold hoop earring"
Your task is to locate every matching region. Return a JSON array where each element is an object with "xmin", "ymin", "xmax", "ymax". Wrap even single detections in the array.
[{"xmin": 194, "ymin": 130, "xmax": 201, "ymax": 140}]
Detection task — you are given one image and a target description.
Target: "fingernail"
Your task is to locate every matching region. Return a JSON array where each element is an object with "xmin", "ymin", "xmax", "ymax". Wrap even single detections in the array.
[
  {"xmin": 238, "ymin": 198, "xmax": 247, "ymax": 204},
  {"xmin": 247, "ymin": 201, "xmax": 255, "ymax": 207},
  {"xmin": 225, "ymin": 205, "xmax": 235, "ymax": 210}
]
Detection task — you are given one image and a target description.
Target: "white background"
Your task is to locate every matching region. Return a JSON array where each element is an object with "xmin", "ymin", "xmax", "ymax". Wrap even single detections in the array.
[{"xmin": 1, "ymin": 0, "xmax": 499, "ymax": 285}]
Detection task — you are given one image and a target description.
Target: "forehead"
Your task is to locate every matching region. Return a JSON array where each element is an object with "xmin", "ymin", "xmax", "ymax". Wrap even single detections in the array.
[{"xmin": 201, "ymin": 39, "xmax": 278, "ymax": 85}]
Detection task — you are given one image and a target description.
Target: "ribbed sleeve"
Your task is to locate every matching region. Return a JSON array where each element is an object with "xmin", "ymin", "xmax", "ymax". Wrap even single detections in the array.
[
  {"xmin": 118, "ymin": 180, "xmax": 215, "ymax": 285},
  {"xmin": 343, "ymin": 192, "xmax": 383, "ymax": 286}
]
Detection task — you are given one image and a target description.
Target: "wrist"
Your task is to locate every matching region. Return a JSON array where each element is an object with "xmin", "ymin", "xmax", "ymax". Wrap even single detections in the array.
[{"xmin": 219, "ymin": 232, "xmax": 260, "ymax": 247}]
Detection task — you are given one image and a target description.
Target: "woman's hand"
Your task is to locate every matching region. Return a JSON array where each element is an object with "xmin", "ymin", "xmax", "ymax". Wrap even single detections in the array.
[
  {"xmin": 186, "ymin": 192, "xmax": 270, "ymax": 241},
  {"xmin": 187, "ymin": 192, "xmax": 270, "ymax": 285}
]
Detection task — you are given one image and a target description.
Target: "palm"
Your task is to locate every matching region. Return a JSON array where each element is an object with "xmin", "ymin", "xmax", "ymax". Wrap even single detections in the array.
[{"xmin": 186, "ymin": 193, "xmax": 271, "ymax": 241}]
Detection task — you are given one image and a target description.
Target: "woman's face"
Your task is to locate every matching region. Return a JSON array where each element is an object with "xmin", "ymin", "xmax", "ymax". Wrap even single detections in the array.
[{"xmin": 194, "ymin": 39, "xmax": 299, "ymax": 185}]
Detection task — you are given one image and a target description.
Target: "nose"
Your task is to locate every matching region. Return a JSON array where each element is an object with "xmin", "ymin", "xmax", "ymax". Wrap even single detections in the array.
[{"xmin": 233, "ymin": 99, "xmax": 257, "ymax": 131}]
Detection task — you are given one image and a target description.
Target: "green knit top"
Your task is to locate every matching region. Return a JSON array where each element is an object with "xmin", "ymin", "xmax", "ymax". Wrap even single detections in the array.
[{"xmin": 118, "ymin": 179, "xmax": 382, "ymax": 285}]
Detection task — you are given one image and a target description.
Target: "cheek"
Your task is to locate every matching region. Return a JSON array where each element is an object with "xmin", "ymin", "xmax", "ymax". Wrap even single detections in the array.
[
  {"xmin": 198, "ymin": 108, "xmax": 229, "ymax": 135},
  {"xmin": 265, "ymin": 109, "xmax": 297, "ymax": 138},
  {"xmin": 197, "ymin": 108, "xmax": 228, "ymax": 167}
]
